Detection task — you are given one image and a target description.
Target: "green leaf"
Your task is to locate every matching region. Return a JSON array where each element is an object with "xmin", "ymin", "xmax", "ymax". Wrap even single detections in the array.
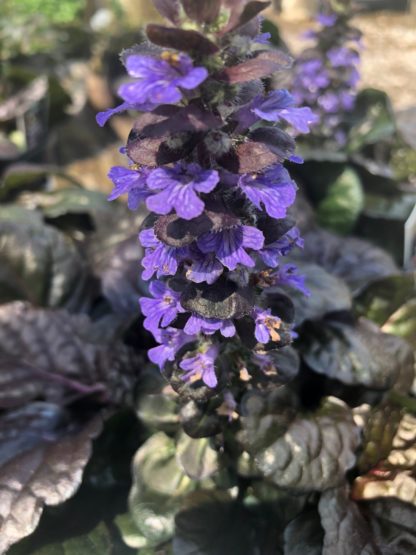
[
  {"xmin": 317, "ymin": 168, "xmax": 364, "ymax": 234},
  {"xmin": 354, "ymin": 274, "xmax": 416, "ymax": 325},
  {"xmin": 382, "ymin": 299, "xmax": 416, "ymax": 345},
  {"xmin": 0, "ymin": 206, "xmax": 92, "ymax": 310},
  {"xmin": 300, "ymin": 318, "xmax": 414, "ymax": 392},
  {"xmin": 27, "ymin": 523, "xmax": 112, "ymax": 555},
  {"xmin": 173, "ymin": 491, "xmax": 256, "ymax": 555},
  {"xmin": 347, "ymin": 88, "xmax": 396, "ymax": 153},
  {"xmin": 115, "ymin": 512, "xmax": 149, "ymax": 550},
  {"xmin": 255, "ymin": 398, "xmax": 361, "ymax": 491},
  {"xmin": 176, "ymin": 433, "xmax": 219, "ymax": 480}
]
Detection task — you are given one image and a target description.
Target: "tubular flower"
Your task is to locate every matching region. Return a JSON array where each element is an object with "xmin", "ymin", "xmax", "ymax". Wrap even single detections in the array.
[
  {"xmin": 100, "ymin": 0, "xmax": 312, "ymax": 396},
  {"xmin": 292, "ymin": 1, "xmax": 361, "ymax": 143}
]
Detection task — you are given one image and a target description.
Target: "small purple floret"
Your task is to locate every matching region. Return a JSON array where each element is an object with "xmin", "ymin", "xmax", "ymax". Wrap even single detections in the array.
[
  {"xmin": 139, "ymin": 280, "xmax": 184, "ymax": 335},
  {"xmin": 147, "ymin": 163, "xmax": 219, "ymax": 220},
  {"xmin": 139, "ymin": 228, "xmax": 189, "ymax": 280},
  {"xmin": 253, "ymin": 308, "xmax": 282, "ymax": 344},
  {"xmin": 148, "ymin": 327, "xmax": 195, "ymax": 369},
  {"xmin": 179, "ymin": 344, "xmax": 219, "ymax": 388},
  {"xmin": 107, "ymin": 166, "xmax": 151, "ymax": 210},
  {"xmin": 184, "ymin": 314, "xmax": 236, "ymax": 338}
]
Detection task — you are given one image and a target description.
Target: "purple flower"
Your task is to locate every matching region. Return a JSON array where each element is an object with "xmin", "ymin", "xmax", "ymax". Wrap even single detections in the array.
[
  {"xmin": 236, "ymin": 90, "xmax": 318, "ymax": 134},
  {"xmin": 118, "ymin": 52, "xmax": 208, "ymax": 106},
  {"xmin": 146, "ymin": 163, "xmax": 219, "ymax": 220},
  {"xmin": 238, "ymin": 165, "xmax": 297, "ymax": 219},
  {"xmin": 259, "ymin": 227, "xmax": 303, "ymax": 268},
  {"xmin": 107, "ymin": 166, "xmax": 151, "ymax": 210},
  {"xmin": 186, "ymin": 249, "xmax": 224, "ymax": 285},
  {"xmin": 253, "ymin": 308, "xmax": 282, "ymax": 344},
  {"xmin": 179, "ymin": 344, "xmax": 219, "ymax": 388},
  {"xmin": 139, "ymin": 280, "xmax": 184, "ymax": 335},
  {"xmin": 317, "ymin": 13, "xmax": 337, "ymax": 27},
  {"xmin": 273, "ymin": 264, "xmax": 310, "ymax": 296},
  {"xmin": 328, "ymin": 47, "xmax": 359, "ymax": 68},
  {"xmin": 295, "ymin": 59, "xmax": 330, "ymax": 92},
  {"xmin": 139, "ymin": 228, "xmax": 189, "ymax": 280},
  {"xmin": 197, "ymin": 225, "xmax": 264, "ymax": 271},
  {"xmin": 96, "ymin": 101, "xmax": 155, "ymax": 127},
  {"xmin": 148, "ymin": 327, "xmax": 195, "ymax": 369},
  {"xmin": 184, "ymin": 314, "xmax": 236, "ymax": 338},
  {"xmin": 254, "ymin": 32, "xmax": 271, "ymax": 44}
]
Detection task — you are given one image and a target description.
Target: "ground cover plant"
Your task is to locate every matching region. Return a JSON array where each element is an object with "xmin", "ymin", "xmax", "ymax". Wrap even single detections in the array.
[{"xmin": 0, "ymin": 1, "xmax": 415, "ymax": 554}]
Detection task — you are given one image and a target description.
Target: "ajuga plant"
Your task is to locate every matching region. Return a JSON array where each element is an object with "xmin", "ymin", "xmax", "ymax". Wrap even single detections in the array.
[
  {"xmin": 98, "ymin": 0, "xmax": 316, "ymax": 412},
  {"xmin": 292, "ymin": 0, "xmax": 361, "ymax": 145}
]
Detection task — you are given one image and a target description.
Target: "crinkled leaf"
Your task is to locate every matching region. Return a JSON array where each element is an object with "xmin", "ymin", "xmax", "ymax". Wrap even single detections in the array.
[
  {"xmin": 283, "ymin": 510, "xmax": 323, "ymax": 555},
  {"xmin": 239, "ymin": 387, "xmax": 298, "ymax": 454},
  {"xmin": 301, "ymin": 318, "xmax": 414, "ymax": 392},
  {"xmin": 317, "ymin": 168, "xmax": 364, "ymax": 235},
  {"xmin": 181, "ymin": 279, "xmax": 254, "ymax": 319},
  {"xmin": 355, "ymin": 274, "xmax": 416, "ymax": 326},
  {"xmin": 146, "ymin": 24, "xmax": 218, "ymax": 54},
  {"xmin": 318, "ymin": 488, "xmax": 378, "ymax": 555},
  {"xmin": 176, "ymin": 432, "xmax": 219, "ymax": 480},
  {"xmin": 284, "ymin": 263, "xmax": 352, "ymax": 325},
  {"xmin": 347, "ymin": 88, "xmax": 396, "ymax": 153},
  {"xmin": 181, "ymin": 0, "xmax": 221, "ymax": 23},
  {"xmin": 220, "ymin": 50, "xmax": 292, "ymax": 84},
  {"xmin": 173, "ymin": 490, "xmax": 256, "ymax": 555},
  {"xmin": 0, "ymin": 302, "xmax": 140, "ymax": 406},
  {"xmin": 297, "ymin": 228, "xmax": 398, "ymax": 295},
  {"xmin": 154, "ymin": 212, "xmax": 214, "ymax": 247},
  {"xmin": 255, "ymin": 397, "xmax": 361, "ymax": 491},
  {"xmin": 0, "ymin": 208, "xmax": 92, "ymax": 310},
  {"xmin": 26, "ymin": 522, "xmax": 112, "ymax": 555},
  {"xmin": 366, "ymin": 499, "xmax": 416, "ymax": 555},
  {"xmin": 0, "ymin": 404, "xmax": 102, "ymax": 554}
]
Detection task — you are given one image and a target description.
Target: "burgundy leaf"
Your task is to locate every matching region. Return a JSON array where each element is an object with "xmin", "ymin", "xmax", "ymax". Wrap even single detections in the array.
[
  {"xmin": 219, "ymin": 50, "xmax": 292, "ymax": 84},
  {"xmin": 141, "ymin": 104, "xmax": 223, "ymax": 138},
  {"xmin": 152, "ymin": 0, "xmax": 181, "ymax": 23},
  {"xmin": 224, "ymin": 0, "xmax": 271, "ymax": 34},
  {"xmin": 0, "ymin": 407, "xmax": 102, "ymax": 553},
  {"xmin": 146, "ymin": 24, "xmax": 219, "ymax": 54},
  {"xmin": 236, "ymin": 141, "xmax": 279, "ymax": 173},
  {"xmin": 181, "ymin": 0, "xmax": 221, "ymax": 23},
  {"xmin": 250, "ymin": 126, "xmax": 296, "ymax": 162}
]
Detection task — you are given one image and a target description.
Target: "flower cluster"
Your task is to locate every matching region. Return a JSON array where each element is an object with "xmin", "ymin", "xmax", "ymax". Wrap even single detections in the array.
[
  {"xmin": 99, "ymin": 0, "xmax": 313, "ymax": 395},
  {"xmin": 292, "ymin": 2, "xmax": 361, "ymax": 144}
]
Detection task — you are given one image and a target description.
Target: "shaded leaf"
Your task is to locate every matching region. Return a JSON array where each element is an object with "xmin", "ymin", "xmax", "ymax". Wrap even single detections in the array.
[
  {"xmin": 347, "ymin": 88, "xmax": 396, "ymax": 153},
  {"xmin": 355, "ymin": 275, "xmax": 416, "ymax": 326},
  {"xmin": 176, "ymin": 433, "xmax": 218, "ymax": 480},
  {"xmin": 173, "ymin": 490, "xmax": 255, "ymax": 555},
  {"xmin": 283, "ymin": 263, "xmax": 352, "ymax": 325},
  {"xmin": 0, "ymin": 405, "xmax": 102, "ymax": 553},
  {"xmin": 255, "ymin": 398, "xmax": 361, "ymax": 491},
  {"xmin": 179, "ymin": 400, "xmax": 221, "ymax": 439},
  {"xmin": 152, "ymin": 0, "xmax": 181, "ymax": 23},
  {"xmin": 146, "ymin": 24, "xmax": 218, "ymax": 54},
  {"xmin": 0, "ymin": 208, "xmax": 92, "ymax": 310},
  {"xmin": 225, "ymin": 141, "xmax": 279, "ymax": 173},
  {"xmin": 224, "ymin": 1, "xmax": 271, "ymax": 33},
  {"xmin": 366, "ymin": 499, "xmax": 416, "ymax": 555},
  {"xmin": 317, "ymin": 168, "xmax": 364, "ymax": 235},
  {"xmin": 297, "ymin": 228, "xmax": 398, "ymax": 294},
  {"xmin": 250, "ymin": 126, "xmax": 296, "ymax": 162},
  {"xmin": 283, "ymin": 510, "xmax": 323, "ymax": 555},
  {"xmin": 27, "ymin": 522, "xmax": 112, "ymax": 555},
  {"xmin": 181, "ymin": 0, "xmax": 221, "ymax": 23},
  {"xmin": 301, "ymin": 318, "xmax": 414, "ymax": 392},
  {"xmin": 318, "ymin": 488, "xmax": 378, "ymax": 555},
  {"xmin": 0, "ymin": 302, "xmax": 140, "ymax": 406}
]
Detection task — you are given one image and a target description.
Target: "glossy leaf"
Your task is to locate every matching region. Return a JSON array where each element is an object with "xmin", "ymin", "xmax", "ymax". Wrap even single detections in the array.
[
  {"xmin": 146, "ymin": 24, "xmax": 218, "ymax": 54},
  {"xmin": 255, "ymin": 398, "xmax": 361, "ymax": 491}
]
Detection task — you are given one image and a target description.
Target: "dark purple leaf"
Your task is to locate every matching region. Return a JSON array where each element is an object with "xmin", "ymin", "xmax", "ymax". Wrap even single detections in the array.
[
  {"xmin": 141, "ymin": 104, "xmax": 223, "ymax": 138},
  {"xmin": 146, "ymin": 24, "xmax": 219, "ymax": 54},
  {"xmin": 181, "ymin": 278, "xmax": 254, "ymax": 319},
  {"xmin": 301, "ymin": 317, "xmax": 414, "ymax": 392},
  {"xmin": 181, "ymin": 0, "xmax": 221, "ymax": 23},
  {"xmin": 255, "ymin": 398, "xmax": 361, "ymax": 490},
  {"xmin": 283, "ymin": 510, "xmax": 323, "ymax": 555},
  {"xmin": 155, "ymin": 213, "xmax": 214, "ymax": 247},
  {"xmin": 152, "ymin": 0, "xmax": 181, "ymax": 23},
  {"xmin": 0, "ymin": 404, "xmax": 102, "ymax": 553},
  {"xmin": 250, "ymin": 126, "xmax": 296, "ymax": 162},
  {"xmin": 318, "ymin": 488, "xmax": 378, "ymax": 555},
  {"xmin": 218, "ymin": 141, "xmax": 278, "ymax": 173},
  {"xmin": 180, "ymin": 400, "xmax": 221, "ymax": 438},
  {"xmin": 0, "ymin": 302, "xmax": 140, "ymax": 406},
  {"xmin": 219, "ymin": 50, "xmax": 292, "ymax": 84},
  {"xmin": 366, "ymin": 499, "xmax": 416, "ymax": 555},
  {"xmin": 224, "ymin": 1, "xmax": 271, "ymax": 33}
]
